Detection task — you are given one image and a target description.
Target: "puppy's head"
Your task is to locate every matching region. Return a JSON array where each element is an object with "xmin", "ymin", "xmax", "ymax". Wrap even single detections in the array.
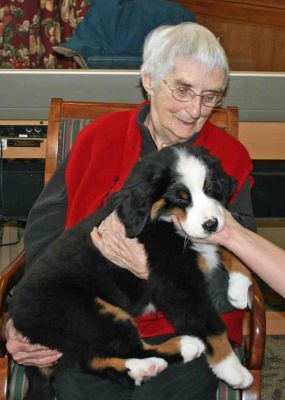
[{"xmin": 116, "ymin": 146, "xmax": 236, "ymax": 238}]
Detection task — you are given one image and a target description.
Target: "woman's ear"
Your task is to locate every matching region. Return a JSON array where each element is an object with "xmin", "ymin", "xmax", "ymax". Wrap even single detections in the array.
[{"xmin": 141, "ymin": 74, "xmax": 155, "ymax": 98}]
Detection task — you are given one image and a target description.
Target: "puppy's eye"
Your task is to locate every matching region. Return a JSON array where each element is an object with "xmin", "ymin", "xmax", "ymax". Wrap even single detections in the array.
[
  {"xmin": 176, "ymin": 190, "xmax": 191, "ymax": 206},
  {"xmin": 178, "ymin": 191, "xmax": 189, "ymax": 201},
  {"xmin": 204, "ymin": 179, "xmax": 223, "ymax": 200}
]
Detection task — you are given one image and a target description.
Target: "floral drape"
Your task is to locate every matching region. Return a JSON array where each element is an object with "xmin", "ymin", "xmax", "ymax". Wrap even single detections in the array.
[{"xmin": 0, "ymin": 0, "xmax": 90, "ymax": 68}]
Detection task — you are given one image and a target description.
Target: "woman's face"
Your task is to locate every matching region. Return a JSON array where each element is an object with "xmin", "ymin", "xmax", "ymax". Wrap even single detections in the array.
[{"xmin": 142, "ymin": 58, "xmax": 225, "ymax": 149}]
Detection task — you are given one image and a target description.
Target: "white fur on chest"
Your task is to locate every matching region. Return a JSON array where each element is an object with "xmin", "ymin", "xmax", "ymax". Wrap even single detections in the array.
[{"xmin": 192, "ymin": 243, "xmax": 220, "ymax": 275}]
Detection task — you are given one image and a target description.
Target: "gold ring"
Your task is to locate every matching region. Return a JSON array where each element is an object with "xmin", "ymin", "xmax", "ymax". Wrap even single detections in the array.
[{"xmin": 98, "ymin": 228, "xmax": 106, "ymax": 237}]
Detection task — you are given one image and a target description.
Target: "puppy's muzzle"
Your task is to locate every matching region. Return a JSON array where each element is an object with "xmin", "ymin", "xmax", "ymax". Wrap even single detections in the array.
[{"xmin": 202, "ymin": 218, "xmax": 218, "ymax": 233}]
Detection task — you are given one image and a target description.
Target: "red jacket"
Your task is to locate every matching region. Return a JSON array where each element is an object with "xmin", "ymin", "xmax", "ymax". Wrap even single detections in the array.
[{"xmin": 65, "ymin": 102, "xmax": 253, "ymax": 346}]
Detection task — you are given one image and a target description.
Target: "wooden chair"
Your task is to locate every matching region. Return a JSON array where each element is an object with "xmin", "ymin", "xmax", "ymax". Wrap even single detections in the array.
[{"xmin": 0, "ymin": 98, "xmax": 265, "ymax": 400}]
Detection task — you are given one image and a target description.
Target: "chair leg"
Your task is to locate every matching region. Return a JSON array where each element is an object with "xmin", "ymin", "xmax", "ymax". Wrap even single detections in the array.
[
  {"xmin": 242, "ymin": 370, "xmax": 262, "ymax": 400},
  {"xmin": 0, "ymin": 356, "xmax": 8, "ymax": 400}
]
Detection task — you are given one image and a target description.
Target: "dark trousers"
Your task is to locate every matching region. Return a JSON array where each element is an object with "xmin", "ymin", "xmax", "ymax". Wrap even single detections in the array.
[{"xmin": 53, "ymin": 335, "xmax": 219, "ymax": 400}]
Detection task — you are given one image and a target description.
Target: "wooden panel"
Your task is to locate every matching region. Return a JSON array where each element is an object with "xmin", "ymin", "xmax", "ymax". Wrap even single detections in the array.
[
  {"xmin": 175, "ymin": 0, "xmax": 285, "ymax": 71},
  {"xmin": 239, "ymin": 122, "xmax": 285, "ymax": 159},
  {"xmin": 0, "ymin": 120, "xmax": 47, "ymax": 126},
  {"xmin": 266, "ymin": 311, "xmax": 285, "ymax": 335},
  {"xmin": 0, "ymin": 138, "xmax": 47, "ymax": 159},
  {"xmin": 177, "ymin": 0, "xmax": 285, "ymax": 27}
]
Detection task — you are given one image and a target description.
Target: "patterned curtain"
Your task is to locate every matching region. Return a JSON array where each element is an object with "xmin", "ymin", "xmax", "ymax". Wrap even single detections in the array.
[{"xmin": 0, "ymin": 0, "xmax": 90, "ymax": 68}]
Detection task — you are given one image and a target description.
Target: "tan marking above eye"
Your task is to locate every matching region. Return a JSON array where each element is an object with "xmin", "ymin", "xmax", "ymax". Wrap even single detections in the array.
[
  {"xmin": 151, "ymin": 199, "xmax": 167, "ymax": 220},
  {"xmin": 167, "ymin": 207, "xmax": 187, "ymax": 221},
  {"xmin": 179, "ymin": 191, "xmax": 189, "ymax": 200},
  {"xmin": 151, "ymin": 200, "xmax": 187, "ymax": 221}
]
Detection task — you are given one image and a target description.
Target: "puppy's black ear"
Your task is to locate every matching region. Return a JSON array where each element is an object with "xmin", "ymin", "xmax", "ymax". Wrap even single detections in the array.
[
  {"xmin": 116, "ymin": 178, "xmax": 153, "ymax": 238},
  {"xmin": 219, "ymin": 171, "xmax": 237, "ymax": 204},
  {"xmin": 116, "ymin": 150, "xmax": 173, "ymax": 238},
  {"xmin": 209, "ymin": 156, "xmax": 237, "ymax": 204},
  {"xmin": 197, "ymin": 146, "xmax": 237, "ymax": 205}
]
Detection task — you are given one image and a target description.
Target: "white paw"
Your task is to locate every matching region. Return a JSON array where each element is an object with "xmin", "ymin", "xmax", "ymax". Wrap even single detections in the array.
[
  {"xmin": 126, "ymin": 357, "xmax": 168, "ymax": 385},
  {"xmin": 228, "ymin": 273, "xmax": 252, "ymax": 309},
  {"xmin": 180, "ymin": 335, "xmax": 205, "ymax": 363},
  {"xmin": 211, "ymin": 351, "xmax": 253, "ymax": 389}
]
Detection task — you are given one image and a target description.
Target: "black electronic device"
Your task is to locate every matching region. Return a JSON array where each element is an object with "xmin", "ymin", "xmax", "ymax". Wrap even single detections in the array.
[
  {"xmin": 0, "ymin": 124, "xmax": 47, "ymax": 138},
  {"xmin": 252, "ymin": 160, "xmax": 285, "ymax": 220},
  {"xmin": 0, "ymin": 160, "xmax": 44, "ymax": 220}
]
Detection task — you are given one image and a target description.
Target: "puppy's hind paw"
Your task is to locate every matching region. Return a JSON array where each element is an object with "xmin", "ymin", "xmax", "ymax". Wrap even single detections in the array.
[
  {"xmin": 126, "ymin": 357, "xmax": 168, "ymax": 385},
  {"xmin": 211, "ymin": 352, "xmax": 253, "ymax": 389}
]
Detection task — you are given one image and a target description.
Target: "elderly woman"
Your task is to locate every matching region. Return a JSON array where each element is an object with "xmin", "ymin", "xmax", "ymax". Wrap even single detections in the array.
[{"xmin": 7, "ymin": 23, "xmax": 254, "ymax": 400}]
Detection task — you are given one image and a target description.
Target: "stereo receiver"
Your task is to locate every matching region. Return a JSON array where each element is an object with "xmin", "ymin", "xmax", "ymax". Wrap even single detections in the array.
[
  {"xmin": 0, "ymin": 124, "xmax": 47, "ymax": 138},
  {"xmin": 0, "ymin": 120, "xmax": 48, "ymax": 158}
]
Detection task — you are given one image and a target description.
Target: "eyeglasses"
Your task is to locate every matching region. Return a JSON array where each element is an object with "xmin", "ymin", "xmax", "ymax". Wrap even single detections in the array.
[{"xmin": 163, "ymin": 80, "xmax": 224, "ymax": 108}]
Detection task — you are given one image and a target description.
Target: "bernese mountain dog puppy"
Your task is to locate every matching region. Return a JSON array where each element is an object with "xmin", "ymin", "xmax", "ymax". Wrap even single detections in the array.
[{"xmin": 10, "ymin": 146, "xmax": 253, "ymax": 400}]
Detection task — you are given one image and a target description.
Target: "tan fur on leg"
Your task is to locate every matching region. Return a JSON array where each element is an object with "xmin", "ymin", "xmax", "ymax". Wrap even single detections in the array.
[
  {"xmin": 90, "ymin": 357, "xmax": 127, "ymax": 372},
  {"xmin": 143, "ymin": 336, "xmax": 182, "ymax": 355},
  {"xmin": 221, "ymin": 248, "xmax": 251, "ymax": 278},
  {"xmin": 206, "ymin": 333, "xmax": 232, "ymax": 365}
]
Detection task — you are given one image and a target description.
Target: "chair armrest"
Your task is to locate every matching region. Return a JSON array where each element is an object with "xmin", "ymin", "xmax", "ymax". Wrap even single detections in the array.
[
  {"xmin": 244, "ymin": 277, "xmax": 266, "ymax": 370},
  {"xmin": 242, "ymin": 277, "xmax": 266, "ymax": 400},
  {"xmin": 0, "ymin": 251, "xmax": 25, "ymax": 356}
]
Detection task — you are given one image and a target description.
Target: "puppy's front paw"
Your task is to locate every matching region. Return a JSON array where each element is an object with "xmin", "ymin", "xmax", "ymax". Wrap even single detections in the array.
[
  {"xmin": 126, "ymin": 357, "xmax": 168, "ymax": 385},
  {"xmin": 180, "ymin": 335, "xmax": 205, "ymax": 363},
  {"xmin": 228, "ymin": 272, "xmax": 252, "ymax": 309}
]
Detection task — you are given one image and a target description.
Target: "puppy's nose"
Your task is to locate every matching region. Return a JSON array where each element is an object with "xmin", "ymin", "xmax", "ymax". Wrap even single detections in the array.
[{"xmin": 202, "ymin": 218, "xmax": 218, "ymax": 233}]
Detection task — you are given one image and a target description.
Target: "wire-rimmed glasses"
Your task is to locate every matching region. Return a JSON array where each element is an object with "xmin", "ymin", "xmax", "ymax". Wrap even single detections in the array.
[{"xmin": 163, "ymin": 80, "xmax": 224, "ymax": 108}]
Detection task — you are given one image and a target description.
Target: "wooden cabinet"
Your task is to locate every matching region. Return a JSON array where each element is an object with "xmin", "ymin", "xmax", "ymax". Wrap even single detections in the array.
[{"xmin": 175, "ymin": 0, "xmax": 285, "ymax": 71}]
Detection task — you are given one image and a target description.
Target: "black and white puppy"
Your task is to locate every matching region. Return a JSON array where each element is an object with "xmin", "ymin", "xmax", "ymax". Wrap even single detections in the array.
[{"xmin": 10, "ymin": 146, "xmax": 253, "ymax": 400}]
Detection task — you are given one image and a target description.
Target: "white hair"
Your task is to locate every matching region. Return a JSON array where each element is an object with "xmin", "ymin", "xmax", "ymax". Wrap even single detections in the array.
[{"xmin": 141, "ymin": 22, "xmax": 229, "ymax": 89}]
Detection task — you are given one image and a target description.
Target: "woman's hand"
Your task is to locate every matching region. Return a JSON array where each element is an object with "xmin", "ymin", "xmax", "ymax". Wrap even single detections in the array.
[
  {"xmin": 91, "ymin": 211, "xmax": 149, "ymax": 279},
  {"xmin": 6, "ymin": 320, "xmax": 62, "ymax": 367},
  {"xmin": 188, "ymin": 209, "xmax": 238, "ymax": 246},
  {"xmin": 171, "ymin": 209, "xmax": 237, "ymax": 246}
]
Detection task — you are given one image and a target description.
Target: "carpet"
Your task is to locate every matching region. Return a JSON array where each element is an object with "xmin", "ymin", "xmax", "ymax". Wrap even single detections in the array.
[
  {"xmin": 258, "ymin": 278, "xmax": 285, "ymax": 400},
  {"xmin": 261, "ymin": 336, "xmax": 285, "ymax": 400}
]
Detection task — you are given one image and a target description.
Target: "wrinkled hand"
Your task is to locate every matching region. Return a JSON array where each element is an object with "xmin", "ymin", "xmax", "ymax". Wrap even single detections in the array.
[
  {"xmin": 91, "ymin": 211, "xmax": 149, "ymax": 279},
  {"xmin": 6, "ymin": 320, "xmax": 62, "ymax": 367}
]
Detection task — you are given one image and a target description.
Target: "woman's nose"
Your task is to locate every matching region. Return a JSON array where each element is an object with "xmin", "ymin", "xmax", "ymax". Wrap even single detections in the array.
[{"xmin": 186, "ymin": 95, "xmax": 203, "ymax": 119}]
